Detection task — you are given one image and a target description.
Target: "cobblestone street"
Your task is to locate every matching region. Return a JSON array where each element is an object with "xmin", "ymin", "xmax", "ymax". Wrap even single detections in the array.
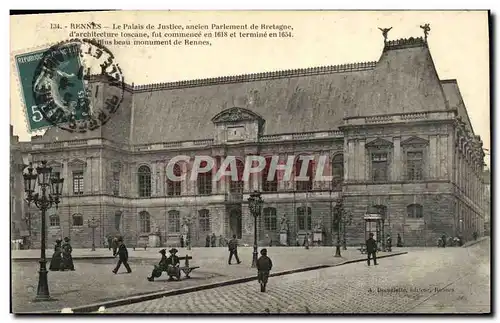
[
  {"xmin": 106, "ymin": 240, "xmax": 490, "ymax": 314},
  {"xmin": 12, "ymin": 246, "xmax": 379, "ymax": 313}
]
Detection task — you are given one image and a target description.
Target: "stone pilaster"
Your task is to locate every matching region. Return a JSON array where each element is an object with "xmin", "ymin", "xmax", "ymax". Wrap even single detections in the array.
[
  {"xmin": 62, "ymin": 159, "xmax": 69, "ymax": 195},
  {"xmin": 393, "ymin": 136, "xmax": 401, "ymax": 181},
  {"xmin": 212, "ymin": 156, "xmax": 218, "ymax": 194},
  {"xmin": 359, "ymin": 140, "xmax": 366, "ymax": 182},
  {"xmin": 85, "ymin": 157, "xmax": 92, "ymax": 193},
  {"xmin": 181, "ymin": 162, "xmax": 188, "ymax": 195},
  {"xmin": 429, "ymin": 135, "xmax": 437, "ymax": 179}
]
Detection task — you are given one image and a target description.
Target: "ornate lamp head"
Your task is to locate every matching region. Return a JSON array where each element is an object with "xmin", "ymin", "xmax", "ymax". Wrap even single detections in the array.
[
  {"xmin": 36, "ymin": 160, "xmax": 52, "ymax": 186},
  {"xmin": 248, "ymin": 190, "xmax": 263, "ymax": 217},
  {"xmin": 23, "ymin": 163, "xmax": 37, "ymax": 198}
]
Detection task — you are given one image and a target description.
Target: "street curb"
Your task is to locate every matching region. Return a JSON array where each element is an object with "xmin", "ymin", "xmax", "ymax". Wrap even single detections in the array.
[
  {"xmin": 31, "ymin": 251, "xmax": 407, "ymax": 314},
  {"xmin": 462, "ymin": 236, "xmax": 490, "ymax": 248},
  {"xmin": 13, "ymin": 256, "xmax": 115, "ymax": 262}
]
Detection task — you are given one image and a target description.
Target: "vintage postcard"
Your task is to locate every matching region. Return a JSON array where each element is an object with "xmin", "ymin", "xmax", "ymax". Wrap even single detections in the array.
[{"xmin": 9, "ymin": 10, "xmax": 491, "ymax": 314}]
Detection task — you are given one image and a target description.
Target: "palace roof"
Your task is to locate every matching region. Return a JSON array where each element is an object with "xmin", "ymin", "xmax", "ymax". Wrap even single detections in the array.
[{"xmin": 39, "ymin": 36, "xmax": 461, "ymax": 145}]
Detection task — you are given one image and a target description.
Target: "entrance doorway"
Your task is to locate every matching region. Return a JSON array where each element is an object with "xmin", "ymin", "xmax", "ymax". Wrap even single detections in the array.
[{"xmin": 229, "ymin": 209, "xmax": 242, "ymax": 239}]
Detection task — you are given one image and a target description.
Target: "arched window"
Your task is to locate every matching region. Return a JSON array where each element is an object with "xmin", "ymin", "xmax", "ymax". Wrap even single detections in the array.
[
  {"xmin": 407, "ymin": 204, "xmax": 423, "ymax": 218},
  {"xmin": 138, "ymin": 165, "xmax": 152, "ymax": 197},
  {"xmin": 72, "ymin": 213, "xmax": 83, "ymax": 226},
  {"xmin": 139, "ymin": 211, "xmax": 151, "ymax": 233},
  {"xmin": 168, "ymin": 210, "xmax": 180, "ymax": 232},
  {"xmin": 263, "ymin": 207, "xmax": 277, "ymax": 231},
  {"xmin": 332, "ymin": 154, "xmax": 344, "ymax": 191},
  {"xmin": 167, "ymin": 163, "xmax": 182, "ymax": 196},
  {"xmin": 297, "ymin": 206, "xmax": 312, "ymax": 230},
  {"xmin": 229, "ymin": 159, "xmax": 245, "ymax": 193},
  {"xmin": 197, "ymin": 161, "xmax": 212, "ymax": 195},
  {"xmin": 49, "ymin": 214, "xmax": 60, "ymax": 227},
  {"xmin": 295, "ymin": 156, "xmax": 313, "ymax": 191},
  {"xmin": 262, "ymin": 156, "xmax": 278, "ymax": 192},
  {"xmin": 198, "ymin": 209, "xmax": 210, "ymax": 232}
]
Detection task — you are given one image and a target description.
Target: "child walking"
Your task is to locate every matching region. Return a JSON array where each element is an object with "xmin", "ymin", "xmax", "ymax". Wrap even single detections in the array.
[{"xmin": 256, "ymin": 248, "xmax": 273, "ymax": 292}]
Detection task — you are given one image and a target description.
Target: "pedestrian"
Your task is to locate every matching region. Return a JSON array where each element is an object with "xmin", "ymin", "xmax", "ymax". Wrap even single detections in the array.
[
  {"xmin": 228, "ymin": 234, "xmax": 241, "ymax": 265},
  {"xmin": 147, "ymin": 249, "xmax": 168, "ymax": 282},
  {"xmin": 164, "ymin": 248, "xmax": 181, "ymax": 281},
  {"xmin": 112, "ymin": 237, "xmax": 118, "ymax": 256},
  {"xmin": 441, "ymin": 234, "xmax": 447, "ymax": 248},
  {"xmin": 304, "ymin": 233, "xmax": 310, "ymax": 249},
  {"xmin": 211, "ymin": 233, "xmax": 217, "ymax": 247},
  {"xmin": 396, "ymin": 233, "xmax": 403, "ymax": 247},
  {"xmin": 366, "ymin": 233, "xmax": 378, "ymax": 266},
  {"xmin": 107, "ymin": 235, "xmax": 113, "ymax": 251},
  {"xmin": 205, "ymin": 234, "xmax": 210, "ymax": 247},
  {"xmin": 219, "ymin": 235, "xmax": 225, "ymax": 247},
  {"xmin": 61, "ymin": 237, "xmax": 75, "ymax": 271},
  {"xmin": 257, "ymin": 248, "xmax": 273, "ymax": 292},
  {"xmin": 386, "ymin": 234, "xmax": 392, "ymax": 252},
  {"xmin": 112, "ymin": 237, "xmax": 132, "ymax": 274},
  {"xmin": 180, "ymin": 235, "xmax": 184, "ymax": 248},
  {"xmin": 473, "ymin": 231, "xmax": 478, "ymax": 240},
  {"xmin": 49, "ymin": 239, "xmax": 63, "ymax": 271}
]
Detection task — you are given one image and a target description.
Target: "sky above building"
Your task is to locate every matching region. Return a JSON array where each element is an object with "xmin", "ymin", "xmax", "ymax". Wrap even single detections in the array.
[{"xmin": 10, "ymin": 11, "xmax": 490, "ymax": 165}]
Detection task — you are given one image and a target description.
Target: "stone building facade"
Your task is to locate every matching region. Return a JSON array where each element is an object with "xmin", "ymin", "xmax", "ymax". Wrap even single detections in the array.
[
  {"xmin": 23, "ymin": 35, "xmax": 488, "ymax": 248},
  {"xmin": 10, "ymin": 125, "xmax": 29, "ymax": 244}
]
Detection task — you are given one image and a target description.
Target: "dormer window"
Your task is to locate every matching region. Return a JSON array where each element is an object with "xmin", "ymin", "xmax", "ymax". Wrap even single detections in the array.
[{"xmin": 211, "ymin": 107, "xmax": 265, "ymax": 144}]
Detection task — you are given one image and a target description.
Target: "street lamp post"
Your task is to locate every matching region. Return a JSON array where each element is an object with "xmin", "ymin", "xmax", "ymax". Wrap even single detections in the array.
[
  {"xmin": 248, "ymin": 191, "xmax": 263, "ymax": 268},
  {"xmin": 334, "ymin": 200, "xmax": 342, "ymax": 257},
  {"xmin": 87, "ymin": 216, "xmax": 100, "ymax": 251},
  {"xmin": 23, "ymin": 161, "xmax": 64, "ymax": 301}
]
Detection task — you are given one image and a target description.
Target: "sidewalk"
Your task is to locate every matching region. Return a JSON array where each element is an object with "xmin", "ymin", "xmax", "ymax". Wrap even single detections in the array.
[{"xmin": 12, "ymin": 246, "xmax": 404, "ymax": 313}]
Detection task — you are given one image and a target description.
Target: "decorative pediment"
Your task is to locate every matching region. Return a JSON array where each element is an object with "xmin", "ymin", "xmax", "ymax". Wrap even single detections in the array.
[
  {"xmin": 365, "ymin": 138, "xmax": 393, "ymax": 148},
  {"xmin": 401, "ymin": 136, "xmax": 429, "ymax": 147},
  {"xmin": 68, "ymin": 158, "xmax": 86, "ymax": 168},
  {"xmin": 211, "ymin": 107, "xmax": 264, "ymax": 124}
]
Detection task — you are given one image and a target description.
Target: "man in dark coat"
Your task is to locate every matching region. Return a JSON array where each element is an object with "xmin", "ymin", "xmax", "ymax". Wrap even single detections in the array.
[
  {"xmin": 61, "ymin": 237, "xmax": 75, "ymax": 271},
  {"xmin": 228, "ymin": 234, "xmax": 241, "ymax": 265},
  {"xmin": 396, "ymin": 233, "xmax": 403, "ymax": 247},
  {"xmin": 147, "ymin": 249, "xmax": 168, "ymax": 281},
  {"xmin": 112, "ymin": 237, "xmax": 132, "ymax": 274},
  {"xmin": 257, "ymin": 248, "xmax": 273, "ymax": 292},
  {"xmin": 205, "ymin": 234, "xmax": 210, "ymax": 247},
  {"xmin": 366, "ymin": 233, "xmax": 378, "ymax": 266},
  {"xmin": 49, "ymin": 239, "xmax": 63, "ymax": 271},
  {"xmin": 165, "ymin": 248, "xmax": 181, "ymax": 280},
  {"xmin": 441, "ymin": 234, "xmax": 447, "ymax": 248},
  {"xmin": 211, "ymin": 233, "xmax": 217, "ymax": 247},
  {"xmin": 180, "ymin": 235, "xmax": 185, "ymax": 248}
]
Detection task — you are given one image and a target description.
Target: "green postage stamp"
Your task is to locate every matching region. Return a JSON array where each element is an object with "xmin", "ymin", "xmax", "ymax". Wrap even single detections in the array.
[{"xmin": 14, "ymin": 46, "xmax": 86, "ymax": 132}]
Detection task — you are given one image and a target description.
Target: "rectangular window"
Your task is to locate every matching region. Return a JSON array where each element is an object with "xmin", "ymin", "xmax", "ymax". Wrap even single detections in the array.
[
  {"xmin": 407, "ymin": 151, "xmax": 424, "ymax": 180},
  {"xmin": 72, "ymin": 171, "xmax": 84, "ymax": 195},
  {"xmin": 168, "ymin": 211, "xmax": 180, "ymax": 232},
  {"xmin": 112, "ymin": 171, "xmax": 120, "ymax": 196},
  {"xmin": 198, "ymin": 173, "xmax": 212, "ymax": 195},
  {"xmin": 371, "ymin": 153, "xmax": 388, "ymax": 182}
]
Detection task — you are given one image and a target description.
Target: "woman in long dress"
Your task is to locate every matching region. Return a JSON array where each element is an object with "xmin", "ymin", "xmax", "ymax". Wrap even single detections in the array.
[
  {"xmin": 61, "ymin": 237, "xmax": 75, "ymax": 271},
  {"xmin": 49, "ymin": 239, "xmax": 63, "ymax": 271}
]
